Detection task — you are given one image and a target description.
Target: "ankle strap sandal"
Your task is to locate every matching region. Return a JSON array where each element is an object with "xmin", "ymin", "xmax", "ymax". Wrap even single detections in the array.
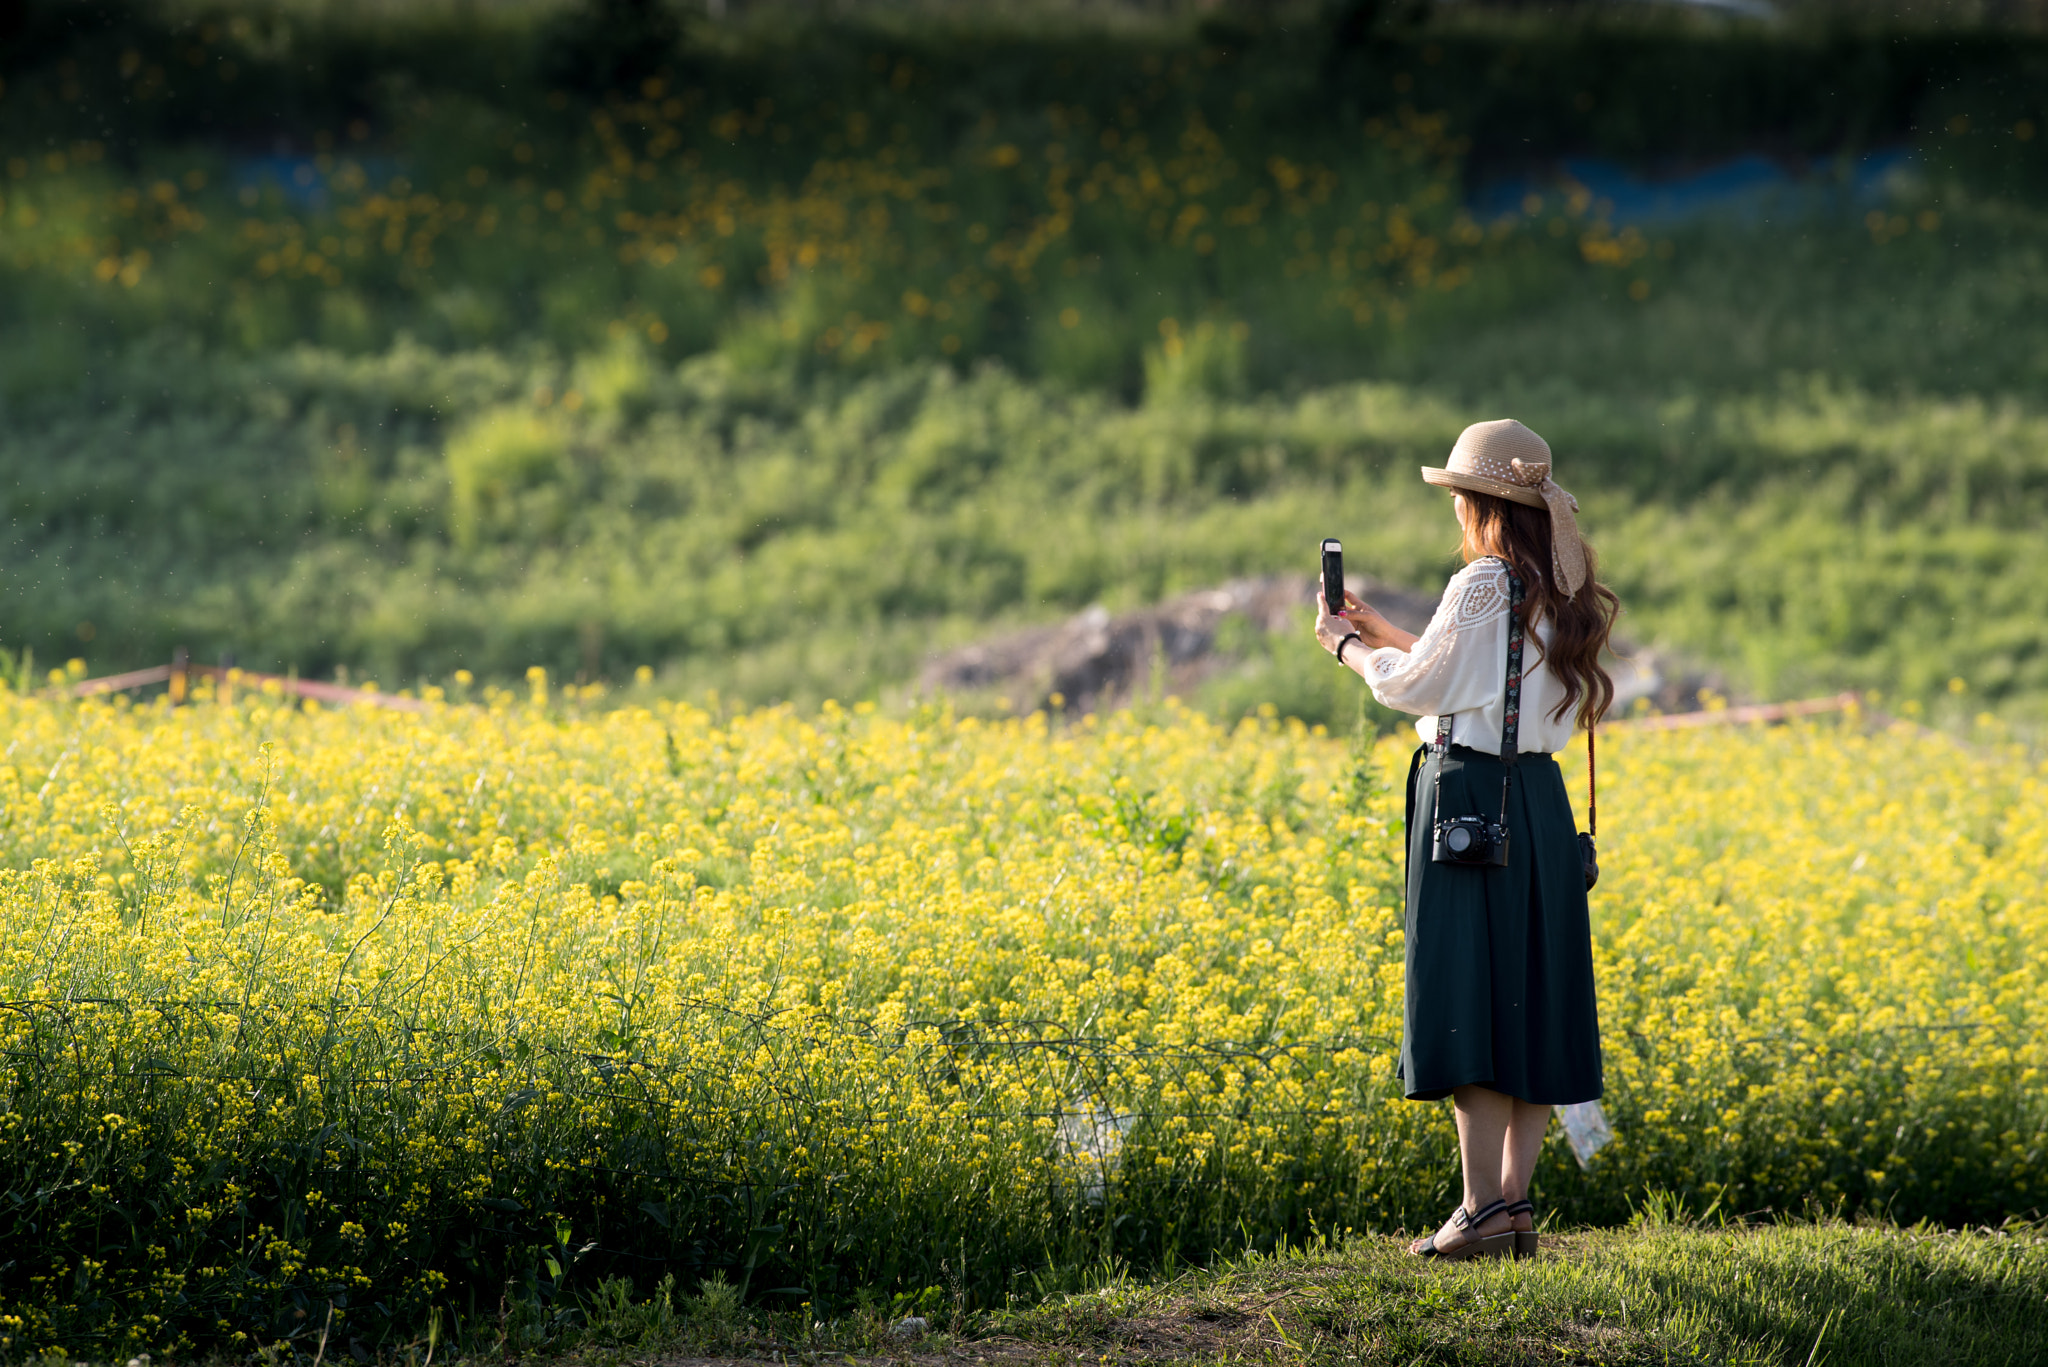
[
  {"xmin": 1413, "ymin": 1198, "xmax": 1513, "ymax": 1260},
  {"xmin": 1504, "ymin": 1199, "xmax": 1539, "ymax": 1260}
]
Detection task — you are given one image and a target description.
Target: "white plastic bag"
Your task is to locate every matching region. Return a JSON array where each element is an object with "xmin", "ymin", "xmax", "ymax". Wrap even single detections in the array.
[
  {"xmin": 1554, "ymin": 1100, "xmax": 1614, "ymax": 1168},
  {"xmin": 1056, "ymin": 1099, "xmax": 1133, "ymax": 1203}
]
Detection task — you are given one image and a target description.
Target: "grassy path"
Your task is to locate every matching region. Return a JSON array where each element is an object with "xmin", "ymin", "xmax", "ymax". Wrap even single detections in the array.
[
  {"xmin": 970, "ymin": 1223, "xmax": 2047, "ymax": 1366},
  {"xmin": 635, "ymin": 1223, "xmax": 2048, "ymax": 1367}
]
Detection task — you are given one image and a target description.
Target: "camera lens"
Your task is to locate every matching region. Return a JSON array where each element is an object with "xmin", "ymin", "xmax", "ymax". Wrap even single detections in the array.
[{"xmin": 1446, "ymin": 826, "xmax": 1473, "ymax": 854}]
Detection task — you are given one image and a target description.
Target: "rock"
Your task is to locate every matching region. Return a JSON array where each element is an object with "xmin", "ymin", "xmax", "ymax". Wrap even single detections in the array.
[
  {"xmin": 915, "ymin": 574, "xmax": 1718, "ymax": 718},
  {"xmin": 917, "ymin": 575, "xmax": 1437, "ymax": 715},
  {"xmin": 890, "ymin": 1315, "xmax": 930, "ymax": 1339}
]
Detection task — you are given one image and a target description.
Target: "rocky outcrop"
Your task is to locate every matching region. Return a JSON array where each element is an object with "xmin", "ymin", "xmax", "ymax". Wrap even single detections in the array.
[
  {"xmin": 918, "ymin": 575, "xmax": 1704, "ymax": 716},
  {"xmin": 918, "ymin": 576, "xmax": 1434, "ymax": 714}
]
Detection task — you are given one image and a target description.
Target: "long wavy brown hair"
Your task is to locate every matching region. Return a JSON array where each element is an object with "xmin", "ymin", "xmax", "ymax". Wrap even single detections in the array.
[{"xmin": 1457, "ymin": 491, "xmax": 1622, "ymax": 727}]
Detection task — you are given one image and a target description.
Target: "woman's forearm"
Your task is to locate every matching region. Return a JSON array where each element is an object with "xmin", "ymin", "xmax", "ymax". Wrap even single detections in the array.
[
  {"xmin": 1338, "ymin": 624, "xmax": 1418, "ymax": 679},
  {"xmin": 1373, "ymin": 626, "xmax": 1420, "ymax": 653}
]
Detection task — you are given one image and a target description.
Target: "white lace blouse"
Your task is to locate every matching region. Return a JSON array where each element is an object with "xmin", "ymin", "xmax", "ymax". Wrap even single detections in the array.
[{"xmin": 1363, "ymin": 559, "xmax": 1579, "ymax": 755}]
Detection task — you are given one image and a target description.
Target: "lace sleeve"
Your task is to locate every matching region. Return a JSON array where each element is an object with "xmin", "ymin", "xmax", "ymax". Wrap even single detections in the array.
[{"xmin": 1362, "ymin": 560, "xmax": 1511, "ymax": 718}]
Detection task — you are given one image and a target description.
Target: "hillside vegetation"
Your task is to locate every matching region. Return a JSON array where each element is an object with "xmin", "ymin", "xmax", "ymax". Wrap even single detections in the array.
[{"xmin": 3, "ymin": 1, "xmax": 2047, "ymax": 724}]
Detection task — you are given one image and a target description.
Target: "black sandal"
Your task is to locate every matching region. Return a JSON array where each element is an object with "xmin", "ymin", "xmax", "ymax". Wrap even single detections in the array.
[
  {"xmin": 1505, "ymin": 1199, "xmax": 1538, "ymax": 1260},
  {"xmin": 1413, "ymin": 1198, "xmax": 1513, "ymax": 1260}
]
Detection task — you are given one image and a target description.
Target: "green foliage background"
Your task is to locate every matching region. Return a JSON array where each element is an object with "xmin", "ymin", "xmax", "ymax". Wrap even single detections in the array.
[{"xmin": 2, "ymin": 0, "xmax": 2047, "ymax": 726}]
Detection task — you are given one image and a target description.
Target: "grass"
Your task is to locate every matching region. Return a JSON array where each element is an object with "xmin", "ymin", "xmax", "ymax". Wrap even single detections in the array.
[
  {"xmin": 545, "ymin": 1215, "xmax": 2048, "ymax": 1366},
  {"xmin": 10, "ymin": 343, "xmax": 2048, "ymax": 732},
  {"xmin": 972, "ymin": 1218, "xmax": 2048, "ymax": 1367}
]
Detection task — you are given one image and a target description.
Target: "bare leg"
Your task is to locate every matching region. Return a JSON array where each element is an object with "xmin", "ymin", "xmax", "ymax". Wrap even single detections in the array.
[
  {"xmin": 1409, "ymin": 1085, "xmax": 1517, "ymax": 1254},
  {"xmin": 1500, "ymin": 1099, "xmax": 1550, "ymax": 1232}
]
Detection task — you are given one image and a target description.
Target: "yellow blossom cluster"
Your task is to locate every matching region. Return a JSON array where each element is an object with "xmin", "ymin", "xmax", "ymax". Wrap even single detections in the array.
[{"xmin": 0, "ymin": 681, "xmax": 2039, "ymax": 1357}]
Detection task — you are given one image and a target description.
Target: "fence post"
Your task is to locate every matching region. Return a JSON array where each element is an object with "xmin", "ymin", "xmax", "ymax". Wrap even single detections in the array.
[{"xmin": 169, "ymin": 646, "xmax": 188, "ymax": 705}]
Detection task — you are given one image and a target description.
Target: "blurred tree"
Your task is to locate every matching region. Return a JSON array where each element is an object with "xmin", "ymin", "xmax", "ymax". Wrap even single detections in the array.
[
  {"xmin": 1326, "ymin": 0, "xmax": 1437, "ymax": 51},
  {"xmin": 1319, "ymin": 0, "xmax": 1437, "ymax": 89},
  {"xmin": 541, "ymin": 0, "xmax": 684, "ymax": 96},
  {"xmin": 0, "ymin": 0, "xmax": 133, "ymax": 72}
]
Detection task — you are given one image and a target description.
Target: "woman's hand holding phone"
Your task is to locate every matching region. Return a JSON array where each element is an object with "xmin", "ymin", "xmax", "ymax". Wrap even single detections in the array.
[
  {"xmin": 1339, "ymin": 591, "xmax": 1405, "ymax": 649},
  {"xmin": 1315, "ymin": 600, "xmax": 1359, "ymax": 659},
  {"xmin": 1316, "ymin": 589, "xmax": 1415, "ymax": 663},
  {"xmin": 1316, "ymin": 538, "xmax": 1419, "ymax": 665}
]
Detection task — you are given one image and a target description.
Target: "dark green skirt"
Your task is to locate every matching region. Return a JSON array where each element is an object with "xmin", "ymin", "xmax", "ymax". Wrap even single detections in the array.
[{"xmin": 1399, "ymin": 744, "xmax": 1603, "ymax": 1105}]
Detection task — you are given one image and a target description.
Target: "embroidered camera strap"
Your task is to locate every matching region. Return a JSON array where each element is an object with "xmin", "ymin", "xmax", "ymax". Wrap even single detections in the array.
[
  {"xmin": 1497, "ymin": 566, "xmax": 1525, "ymax": 824},
  {"xmin": 1502, "ymin": 567, "xmax": 1525, "ymax": 766},
  {"xmin": 1432, "ymin": 558, "xmax": 1526, "ymax": 761}
]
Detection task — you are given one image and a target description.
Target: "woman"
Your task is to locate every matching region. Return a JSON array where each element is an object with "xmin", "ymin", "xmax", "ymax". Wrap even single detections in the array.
[{"xmin": 1314, "ymin": 418, "xmax": 1619, "ymax": 1261}]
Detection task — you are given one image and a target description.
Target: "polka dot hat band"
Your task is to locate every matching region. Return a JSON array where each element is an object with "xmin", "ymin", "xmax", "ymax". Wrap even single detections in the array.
[{"xmin": 1421, "ymin": 418, "xmax": 1589, "ymax": 598}]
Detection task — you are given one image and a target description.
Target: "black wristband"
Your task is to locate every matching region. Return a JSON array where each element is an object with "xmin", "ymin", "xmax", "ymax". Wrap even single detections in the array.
[{"xmin": 1335, "ymin": 632, "xmax": 1362, "ymax": 667}]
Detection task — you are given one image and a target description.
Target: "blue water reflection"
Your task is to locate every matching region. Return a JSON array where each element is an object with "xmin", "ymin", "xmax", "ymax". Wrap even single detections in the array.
[
  {"xmin": 233, "ymin": 154, "xmax": 403, "ymax": 210},
  {"xmin": 1470, "ymin": 147, "xmax": 1915, "ymax": 226}
]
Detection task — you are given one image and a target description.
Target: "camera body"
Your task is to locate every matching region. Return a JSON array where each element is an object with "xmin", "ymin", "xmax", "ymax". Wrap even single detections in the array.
[{"xmin": 1433, "ymin": 812, "xmax": 1510, "ymax": 867}]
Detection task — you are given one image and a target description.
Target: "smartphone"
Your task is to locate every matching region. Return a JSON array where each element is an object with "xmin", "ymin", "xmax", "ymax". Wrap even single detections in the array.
[{"xmin": 1321, "ymin": 538, "xmax": 1344, "ymax": 614}]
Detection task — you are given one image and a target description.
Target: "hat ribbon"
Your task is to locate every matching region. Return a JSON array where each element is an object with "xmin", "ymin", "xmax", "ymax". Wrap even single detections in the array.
[{"xmin": 1508, "ymin": 457, "xmax": 1589, "ymax": 598}]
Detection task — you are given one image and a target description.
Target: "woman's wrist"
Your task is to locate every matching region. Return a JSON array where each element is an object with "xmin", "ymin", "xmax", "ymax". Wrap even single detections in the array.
[{"xmin": 1336, "ymin": 632, "xmax": 1363, "ymax": 666}]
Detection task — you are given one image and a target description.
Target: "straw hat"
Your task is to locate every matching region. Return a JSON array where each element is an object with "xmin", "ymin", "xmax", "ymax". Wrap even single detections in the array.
[{"xmin": 1421, "ymin": 419, "xmax": 1589, "ymax": 597}]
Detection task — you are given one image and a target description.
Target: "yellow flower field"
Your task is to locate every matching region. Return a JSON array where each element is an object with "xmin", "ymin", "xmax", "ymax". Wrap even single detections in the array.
[{"xmin": 0, "ymin": 679, "xmax": 2041, "ymax": 1358}]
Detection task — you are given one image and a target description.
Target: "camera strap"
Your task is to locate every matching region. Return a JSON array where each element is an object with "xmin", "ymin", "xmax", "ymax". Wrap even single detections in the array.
[
  {"xmin": 1432, "ymin": 559, "xmax": 1525, "ymax": 765},
  {"xmin": 1586, "ymin": 724, "xmax": 1596, "ymax": 840},
  {"xmin": 1431, "ymin": 560, "xmax": 1525, "ymax": 828}
]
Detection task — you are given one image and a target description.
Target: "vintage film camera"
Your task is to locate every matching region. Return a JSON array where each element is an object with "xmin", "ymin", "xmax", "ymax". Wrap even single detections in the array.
[{"xmin": 1432, "ymin": 804, "xmax": 1510, "ymax": 867}]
